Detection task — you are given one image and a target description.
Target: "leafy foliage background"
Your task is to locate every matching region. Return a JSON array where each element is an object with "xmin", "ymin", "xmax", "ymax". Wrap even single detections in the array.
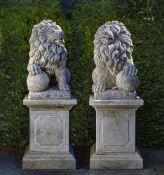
[{"xmin": 0, "ymin": 0, "xmax": 163, "ymax": 147}]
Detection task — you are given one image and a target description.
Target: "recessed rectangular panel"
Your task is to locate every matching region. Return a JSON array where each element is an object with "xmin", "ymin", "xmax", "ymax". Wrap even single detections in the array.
[
  {"xmin": 30, "ymin": 110, "xmax": 69, "ymax": 152},
  {"xmin": 96, "ymin": 110, "xmax": 135, "ymax": 153},
  {"xmin": 102, "ymin": 111, "xmax": 129, "ymax": 146},
  {"xmin": 34, "ymin": 115, "xmax": 64, "ymax": 146}
]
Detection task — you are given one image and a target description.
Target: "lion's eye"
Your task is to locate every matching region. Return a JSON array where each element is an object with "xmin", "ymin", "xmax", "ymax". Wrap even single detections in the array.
[
  {"xmin": 102, "ymin": 35, "xmax": 107, "ymax": 39},
  {"xmin": 104, "ymin": 32, "xmax": 108, "ymax": 36}
]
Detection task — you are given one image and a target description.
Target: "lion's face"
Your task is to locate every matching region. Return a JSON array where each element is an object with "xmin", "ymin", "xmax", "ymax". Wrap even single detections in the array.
[
  {"xmin": 94, "ymin": 21, "xmax": 133, "ymax": 75},
  {"xmin": 45, "ymin": 26, "xmax": 65, "ymax": 46},
  {"xmin": 29, "ymin": 20, "xmax": 66, "ymax": 67},
  {"xmin": 35, "ymin": 22, "xmax": 65, "ymax": 47},
  {"xmin": 99, "ymin": 27, "xmax": 114, "ymax": 45}
]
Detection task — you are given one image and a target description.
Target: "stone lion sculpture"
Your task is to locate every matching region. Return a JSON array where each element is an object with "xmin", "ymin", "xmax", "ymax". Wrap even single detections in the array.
[
  {"xmin": 27, "ymin": 20, "xmax": 70, "ymax": 92},
  {"xmin": 92, "ymin": 21, "xmax": 139, "ymax": 96}
]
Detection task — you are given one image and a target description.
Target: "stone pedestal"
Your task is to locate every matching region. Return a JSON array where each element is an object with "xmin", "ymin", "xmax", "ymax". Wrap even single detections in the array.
[
  {"xmin": 23, "ymin": 96, "xmax": 77, "ymax": 169},
  {"xmin": 89, "ymin": 96, "xmax": 144, "ymax": 169}
]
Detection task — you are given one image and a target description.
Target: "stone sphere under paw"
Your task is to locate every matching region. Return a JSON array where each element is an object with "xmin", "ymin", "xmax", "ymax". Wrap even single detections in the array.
[
  {"xmin": 116, "ymin": 71, "xmax": 139, "ymax": 92},
  {"xmin": 27, "ymin": 71, "xmax": 49, "ymax": 92}
]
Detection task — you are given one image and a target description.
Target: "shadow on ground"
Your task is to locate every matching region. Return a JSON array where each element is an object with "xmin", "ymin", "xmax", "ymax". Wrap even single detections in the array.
[{"xmin": 0, "ymin": 147, "xmax": 163, "ymax": 175}]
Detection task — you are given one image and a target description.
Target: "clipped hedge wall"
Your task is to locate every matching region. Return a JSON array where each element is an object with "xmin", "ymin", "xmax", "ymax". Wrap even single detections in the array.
[{"xmin": 0, "ymin": 0, "xmax": 163, "ymax": 147}]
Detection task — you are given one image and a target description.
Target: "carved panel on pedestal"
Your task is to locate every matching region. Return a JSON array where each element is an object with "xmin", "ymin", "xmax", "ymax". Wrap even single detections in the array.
[
  {"xmin": 30, "ymin": 109, "xmax": 69, "ymax": 152},
  {"xmin": 34, "ymin": 115, "xmax": 63, "ymax": 147},
  {"xmin": 101, "ymin": 111, "xmax": 129, "ymax": 146},
  {"xmin": 97, "ymin": 110, "xmax": 134, "ymax": 153}
]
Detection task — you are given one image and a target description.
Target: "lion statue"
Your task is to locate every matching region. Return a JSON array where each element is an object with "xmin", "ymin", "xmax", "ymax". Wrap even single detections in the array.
[
  {"xmin": 92, "ymin": 21, "xmax": 139, "ymax": 93},
  {"xmin": 27, "ymin": 20, "xmax": 70, "ymax": 92}
]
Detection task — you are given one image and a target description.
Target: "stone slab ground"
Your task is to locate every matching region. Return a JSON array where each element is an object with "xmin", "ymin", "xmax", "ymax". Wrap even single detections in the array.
[{"xmin": 0, "ymin": 149, "xmax": 163, "ymax": 175}]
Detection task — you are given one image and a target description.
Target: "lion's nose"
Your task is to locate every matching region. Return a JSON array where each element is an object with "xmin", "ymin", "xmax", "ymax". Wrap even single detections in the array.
[{"xmin": 104, "ymin": 30, "xmax": 114, "ymax": 40}]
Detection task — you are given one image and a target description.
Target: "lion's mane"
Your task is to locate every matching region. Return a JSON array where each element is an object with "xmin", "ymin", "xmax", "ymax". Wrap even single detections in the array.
[
  {"xmin": 29, "ymin": 20, "xmax": 67, "ymax": 75},
  {"xmin": 93, "ymin": 21, "xmax": 133, "ymax": 75}
]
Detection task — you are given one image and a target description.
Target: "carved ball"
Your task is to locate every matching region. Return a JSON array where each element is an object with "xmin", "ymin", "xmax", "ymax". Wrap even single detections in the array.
[
  {"xmin": 116, "ymin": 71, "xmax": 139, "ymax": 92},
  {"xmin": 27, "ymin": 71, "xmax": 49, "ymax": 92}
]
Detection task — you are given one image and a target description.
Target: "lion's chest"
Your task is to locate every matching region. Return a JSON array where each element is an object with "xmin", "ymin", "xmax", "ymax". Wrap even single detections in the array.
[{"xmin": 44, "ymin": 62, "xmax": 57, "ymax": 75}]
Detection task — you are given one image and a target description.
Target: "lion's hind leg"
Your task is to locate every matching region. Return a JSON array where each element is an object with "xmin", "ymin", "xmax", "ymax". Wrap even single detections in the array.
[
  {"xmin": 92, "ymin": 67, "xmax": 107, "ymax": 92},
  {"xmin": 55, "ymin": 67, "xmax": 70, "ymax": 91}
]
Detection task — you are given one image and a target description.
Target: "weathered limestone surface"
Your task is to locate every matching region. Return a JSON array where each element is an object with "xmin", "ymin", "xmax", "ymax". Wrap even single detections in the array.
[
  {"xmin": 92, "ymin": 21, "xmax": 139, "ymax": 99},
  {"xmin": 94, "ymin": 90, "xmax": 137, "ymax": 100},
  {"xmin": 23, "ymin": 147, "xmax": 76, "ymax": 170},
  {"xmin": 27, "ymin": 20, "xmax": 71, "ymax": 92},
  {"xmin": 90, "ymin": 21, "xmax": 144, "ymax": 169},
  {"xmin": 89, "ymin": 96, "xmax": 143, "ymax": 169},
  {"xmin": 23, "ymin": 20, "xmax": 77, "ymax": 169},
  {"xmin": 28, "ymin": 88, "xmax": 71, "ymax": 99},
  {"xmin": 23, "ymin": 97, "xmax": 77, "ymax": 169},
  {"xmin": 90, "ymin": 145, "xmax": 143, "ymax": 169}
]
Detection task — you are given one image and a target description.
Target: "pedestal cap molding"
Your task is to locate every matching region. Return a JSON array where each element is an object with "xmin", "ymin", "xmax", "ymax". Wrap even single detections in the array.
[
  {"xmin": 89, "ymin": 96, "xmax": 143, "ymax": 109},
  {"xmin": 23, "ymin": 96, "xmax": 77, "ymax": 110}
]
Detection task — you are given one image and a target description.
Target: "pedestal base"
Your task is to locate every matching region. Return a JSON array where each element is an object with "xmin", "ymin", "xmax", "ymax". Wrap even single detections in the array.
[
  {"xmin": 23, "ymin": 147, "xmax": 76, "ymax": 169},
  {"xmin": 23, "ymin": 96, "xmax": 77, "ymax": 169},
  {"xmin": 90, "ymin": 145, "xmax": 143, "ymax": 169},
  {"xmin": 89, "ymin": 96, "xmax": 144, "ymax": 169}
]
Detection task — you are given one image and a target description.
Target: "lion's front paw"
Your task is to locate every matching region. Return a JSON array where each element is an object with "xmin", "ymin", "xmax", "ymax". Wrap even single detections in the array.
[
  {"xmin": 123, "ymin": 65, "xmax": 137, "ymax": 76},
  {"xmin": 94, "ymin": 84, "xmax": 106, "ymax": 92},
  {"xmin": 28, "ymin": 64, "xmax": 42, "ymax": 76},
  {"xmin": 59, "ymin": 84, "xmax": 70, "ymax": 91}
]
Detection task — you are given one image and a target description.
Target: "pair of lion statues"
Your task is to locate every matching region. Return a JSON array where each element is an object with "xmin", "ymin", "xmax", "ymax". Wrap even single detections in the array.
[{"xmin": 27, "ymin": 20, "xmax": 139, "ymax": 95}]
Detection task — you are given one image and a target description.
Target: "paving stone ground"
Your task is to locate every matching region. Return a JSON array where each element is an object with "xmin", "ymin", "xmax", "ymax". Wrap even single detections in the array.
[{"xmin": 0, "ymin": 149, "xmax": 163, "ymax": 175}]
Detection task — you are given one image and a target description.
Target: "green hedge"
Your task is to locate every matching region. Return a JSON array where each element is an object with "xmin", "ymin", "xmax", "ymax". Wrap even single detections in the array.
[{"xmin": 0, "ymin": 0, "xmax": 163, "ymax": 147}]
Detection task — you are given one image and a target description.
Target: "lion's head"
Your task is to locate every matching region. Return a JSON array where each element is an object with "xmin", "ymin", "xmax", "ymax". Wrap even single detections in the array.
[
  {"xmin": 29, "ymin": 20, "xmax": 66, "ymax": 69},
  {"xmin": 94, "ymin": 21, "xmax": 133, "ymax": 75}
]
